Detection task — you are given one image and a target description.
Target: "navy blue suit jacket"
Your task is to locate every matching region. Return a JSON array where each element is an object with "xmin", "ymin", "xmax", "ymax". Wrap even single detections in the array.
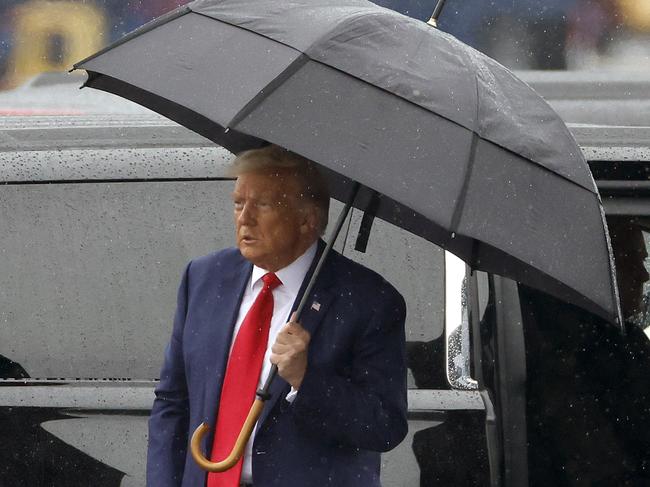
[{"xmin": 147, "ymin": 242, "xmax": 408, "ymax": 486}]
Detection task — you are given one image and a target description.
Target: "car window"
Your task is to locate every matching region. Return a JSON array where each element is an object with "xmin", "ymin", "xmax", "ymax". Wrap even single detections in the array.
[
  {"xmin": 640, "ymin": 229, "xmax": 650, "ymax": 339},
  {"xmin": 608, "ymin": 216, "xmax": 650, "ymax": 338},
  {"xmin": 337, "ymin": 209, "xmax": 446, "ymax": 390},
  {"xmin": 0, "ymin": 180, "xmax": 236, "ymax": 379}
]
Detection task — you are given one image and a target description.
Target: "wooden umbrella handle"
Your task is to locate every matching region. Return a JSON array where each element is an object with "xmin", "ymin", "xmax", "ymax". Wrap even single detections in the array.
[{"xmin": 190, "ymin": 398, "xmax": 265, "ymax": 472}]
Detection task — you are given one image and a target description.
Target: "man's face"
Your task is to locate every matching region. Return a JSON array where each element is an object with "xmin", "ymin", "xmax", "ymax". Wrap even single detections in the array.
[{"xmin": 232, "ymin": 169, "xmax": 314, "ymax": 271}]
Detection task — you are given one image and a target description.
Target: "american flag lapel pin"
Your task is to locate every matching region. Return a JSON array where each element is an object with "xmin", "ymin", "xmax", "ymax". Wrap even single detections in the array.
[{"xmin": 311, "ymin": 301, "xmax": 321, "ymax": 312}]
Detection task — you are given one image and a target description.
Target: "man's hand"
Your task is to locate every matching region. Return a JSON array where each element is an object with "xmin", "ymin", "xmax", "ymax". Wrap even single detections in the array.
[{"xmin": 270, "ymin": 312, "xmax": 311, "ymax": 390}]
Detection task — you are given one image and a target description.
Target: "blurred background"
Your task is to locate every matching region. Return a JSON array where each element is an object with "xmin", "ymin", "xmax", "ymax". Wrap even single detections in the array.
[{"xmin": 0, "ymin": 0, "xmax": 649, "ymax": 91}]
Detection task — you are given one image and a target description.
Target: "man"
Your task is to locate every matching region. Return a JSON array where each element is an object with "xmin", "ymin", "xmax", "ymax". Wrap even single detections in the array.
[
  {"xmin": 147, "ymin": 145, "xmax": 408, "ymax": 487},
  {"xmin": 523, "ymin": 217, "xmax": 650, "ymax": 485}
]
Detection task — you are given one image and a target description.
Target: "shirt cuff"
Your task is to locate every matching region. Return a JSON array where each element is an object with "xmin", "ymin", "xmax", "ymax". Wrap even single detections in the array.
[{"xmin": 285, "ymin": 387, "xmax": 299, "ymax": 403}]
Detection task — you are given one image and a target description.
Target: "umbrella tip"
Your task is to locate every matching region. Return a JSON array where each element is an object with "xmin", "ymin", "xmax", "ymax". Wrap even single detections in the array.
[{"xmin": 427, "ymin": 0, "xmax": 447, "ymax": 28}]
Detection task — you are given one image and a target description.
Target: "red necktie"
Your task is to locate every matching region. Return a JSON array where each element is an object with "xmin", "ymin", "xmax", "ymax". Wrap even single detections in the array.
[{"xmin": 207, "ymin": 272, "xmax": 281, "ymax": 487}]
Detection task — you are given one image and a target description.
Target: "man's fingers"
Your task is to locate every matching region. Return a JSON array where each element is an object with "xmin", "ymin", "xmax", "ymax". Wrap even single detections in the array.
[
  {"xmin": 271, "ymin": 341, "xmax": 291, "ymax": 354},
  {"xmin": 283, "ymin": 317, "xmax": 311, "ymax": 342},
  {"xmin": 277, "ymin": 322, "xmax": 310, "ymax": 341},
  {"xmin": 274, "ymin": 326, "xmax": 294, "ymax": 345},
  {"xmin": 272, "ymin": 338, "xmax": 306, "ymax": 355},
  {"xmin": 270, "ymin": 312, "xmax": 310, "ymax": 390},
  {"xmin": 286, "ymin": 312, "xmax": 307, "ymax": 332},
  {"xmin": 270, "ymin": 352, "xmax": 288, "ymax": 366}
]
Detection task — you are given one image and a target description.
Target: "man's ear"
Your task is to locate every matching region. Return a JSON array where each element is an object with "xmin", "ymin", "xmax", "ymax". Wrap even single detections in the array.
[{"xmin": 300, "ymin": 205, "xmax": 319, "ymax": 235}]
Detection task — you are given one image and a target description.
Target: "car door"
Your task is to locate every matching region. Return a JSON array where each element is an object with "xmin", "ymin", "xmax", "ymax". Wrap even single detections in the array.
[
  {"xmin": 467, "ymin": 267, "xmax": 528, "ymax": 487},
  {"xmin": 330, "ymin": 212, "xmax": 490, "ymax": 486}
]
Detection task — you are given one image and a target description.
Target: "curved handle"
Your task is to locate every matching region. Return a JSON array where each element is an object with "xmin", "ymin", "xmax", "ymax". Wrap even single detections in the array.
[{"xmin": 190, "ymin": 398, "xmax": 265, "ymax": 472}]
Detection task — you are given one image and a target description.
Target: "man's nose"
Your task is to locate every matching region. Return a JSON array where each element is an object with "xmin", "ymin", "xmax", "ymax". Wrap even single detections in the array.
[{"xmin": 237, "ymin": 202, "xmax": 255, "ymax": 225}]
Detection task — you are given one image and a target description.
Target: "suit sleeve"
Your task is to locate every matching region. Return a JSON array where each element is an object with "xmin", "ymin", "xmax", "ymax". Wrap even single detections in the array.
[
  {"xmin": 290, "ymin": 283, "xmax": 408, "ymax": 452},
  {"xmin": 147, "ymin": 262, "xmax": 191, "ymax": 487}
]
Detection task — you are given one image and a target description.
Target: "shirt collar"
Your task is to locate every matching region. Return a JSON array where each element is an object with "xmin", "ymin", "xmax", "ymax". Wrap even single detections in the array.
[{"xmin": 250, "ymin": 241, "xmax": 318, "ymax": 295}]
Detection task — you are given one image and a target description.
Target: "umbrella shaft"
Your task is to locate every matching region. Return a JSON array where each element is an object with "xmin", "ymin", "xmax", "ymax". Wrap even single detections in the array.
[
  {"xmin": 432, "ymin": 0, "xmax": 448, "ymax": 20},
  {"xmin": 428, "ymin": 0, "xmax": 448, "ymax": 27}
]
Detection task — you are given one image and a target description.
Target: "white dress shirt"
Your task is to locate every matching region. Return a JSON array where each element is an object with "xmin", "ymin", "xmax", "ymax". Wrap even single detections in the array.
[{"xmin": 230, "ymin": 241, "xmax": 317, "ymax": 483}]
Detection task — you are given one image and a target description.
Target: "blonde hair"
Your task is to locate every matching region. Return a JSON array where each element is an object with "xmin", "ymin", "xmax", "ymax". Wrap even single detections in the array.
[{"xmin": 230, "ymin": 145, "xmax": 330, "ymax": 234}]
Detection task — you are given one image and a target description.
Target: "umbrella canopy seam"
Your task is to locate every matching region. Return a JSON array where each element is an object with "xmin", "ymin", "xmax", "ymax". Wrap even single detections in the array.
[{"xmin": 227, "ymin": 54, "xmax": 309, "ymax": 130}]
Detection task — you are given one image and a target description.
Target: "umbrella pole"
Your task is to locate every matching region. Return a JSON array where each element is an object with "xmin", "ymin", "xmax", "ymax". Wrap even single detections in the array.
[
  {"xmin": 190, "ymin": 181, "xmax": 362, "ymax": 472},
  {"xmin": 427, "ymin": 0, "xmax": 448, "ymax": 27}
]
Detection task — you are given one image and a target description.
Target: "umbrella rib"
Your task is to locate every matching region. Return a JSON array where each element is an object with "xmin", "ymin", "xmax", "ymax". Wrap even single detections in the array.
[
  {"xmin": 450, "ymin": 74, "xmax": 481, "ymax": 259},
  {"xmin": 227, "ymin": 54, "xmax": 310, "ymax": 130},
  {"xmin": 450, "ymin": 132, "xmax": 479, "ymax": 239}
]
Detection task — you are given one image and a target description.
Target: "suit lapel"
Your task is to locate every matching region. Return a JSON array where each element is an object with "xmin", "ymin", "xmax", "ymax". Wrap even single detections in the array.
[
  {"xmin": 201, "ymin": 254, "xmax": 252, "ymax": 430},
  {"xmin": 258, "ymin": 240, "xmax": 338, "ymax": 428}
]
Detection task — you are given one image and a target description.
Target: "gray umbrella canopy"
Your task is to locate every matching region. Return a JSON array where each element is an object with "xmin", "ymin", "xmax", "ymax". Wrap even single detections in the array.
[{"xmin": 75, "ymin": 0, "xmax": 620, "ymax": 324}]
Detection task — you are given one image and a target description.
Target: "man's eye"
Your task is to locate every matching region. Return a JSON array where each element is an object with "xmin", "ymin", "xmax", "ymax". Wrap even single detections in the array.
[{"xmin": 233, "ymin": 201, "xmax": 243, "ymax": 210}]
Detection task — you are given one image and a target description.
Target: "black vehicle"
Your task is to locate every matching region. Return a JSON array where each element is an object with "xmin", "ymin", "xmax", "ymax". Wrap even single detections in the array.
[{"xmin": 0, "ymin": 72, "xmax": 649, "ymax": 486}]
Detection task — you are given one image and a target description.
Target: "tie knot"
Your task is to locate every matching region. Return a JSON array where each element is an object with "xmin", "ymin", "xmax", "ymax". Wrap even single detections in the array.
[{"xmin": 262, "ymin": 272, "xmax": 281, "ymax": 290}]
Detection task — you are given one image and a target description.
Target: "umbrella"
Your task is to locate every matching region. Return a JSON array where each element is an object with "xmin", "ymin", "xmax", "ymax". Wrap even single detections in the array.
[{"xmin": 73, "ymin": 0, "xmax": 622, "ymax": 470}]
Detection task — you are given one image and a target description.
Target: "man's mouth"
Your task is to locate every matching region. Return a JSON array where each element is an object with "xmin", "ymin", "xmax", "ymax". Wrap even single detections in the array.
[{"xmin": 240, "ymin": 236, "xmax": 256, "ymax": 244}]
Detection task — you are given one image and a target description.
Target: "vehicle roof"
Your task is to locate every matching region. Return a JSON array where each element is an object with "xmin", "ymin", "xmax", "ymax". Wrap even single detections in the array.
[
  {"xmin": 570, "ymin": 124, "xmax": 650, "ymax": 162},
  {"xmin": 519, "ymin": 71, "xmax": 650, "ymax": 124},
  {"xmin": 0, "ymin": 114, "xmax": 232, "ymax": 183},
  {"xmin": 0, "ymin": 73, "xmax": 154, "ymax": 116},
  {"xmin": 519, "ymin": 70, "xmax": 650, "ymax": 162}
]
